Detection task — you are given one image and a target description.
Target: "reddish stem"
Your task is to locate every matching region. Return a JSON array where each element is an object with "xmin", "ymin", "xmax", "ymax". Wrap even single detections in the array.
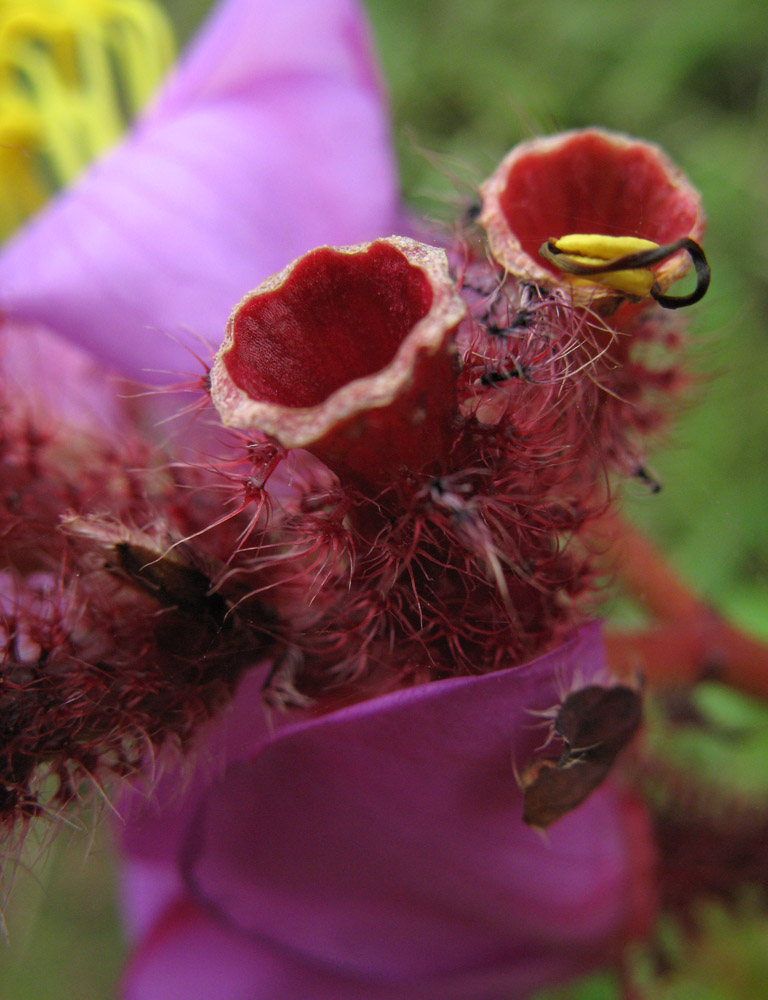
[
  {"xmin": 587, "ymin": 512, "xmax": 768, "ymax": 701},
  {"xmin": 588, "ymin": 510, "xmax": 700, "ymax": 622}
]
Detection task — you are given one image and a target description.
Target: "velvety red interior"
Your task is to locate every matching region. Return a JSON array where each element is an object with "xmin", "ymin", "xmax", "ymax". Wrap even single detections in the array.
[
  {"xmin": 224, "ymin": 243, "xmax": 435, "ymax": 408},
  {"xmin": 498, "ymin": 133, "xmax": 700, "ymax": 276}
]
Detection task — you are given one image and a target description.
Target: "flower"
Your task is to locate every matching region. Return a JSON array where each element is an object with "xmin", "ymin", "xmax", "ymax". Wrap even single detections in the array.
[
  {"xmin": 210, "ymin": 237, "xmax": 466, "ymax": 489},
  {"xmin": 106, "ymin": 116, "xmax": 666, "ymax": 1000},
  {"xmin": 119, "ymin": 627, "xmax": 655, "ymax": 1000},
  {"xmin": 0, "ymin": 0, "xmax": 175, "ymax": 237},
  {"xmin": 470, "ymin": 127, "xmax": 709, "ymax": 482},
  {"xmin": 0, "ymin": 2, "xmax": 679, "ymax": 998},
  {"xmin": 478, "ymin": 128, "xmax": 706, "ymax": 306},
  {"xmin": 0, "ymin": 0, "xmax": 397, "ymax": 378}
]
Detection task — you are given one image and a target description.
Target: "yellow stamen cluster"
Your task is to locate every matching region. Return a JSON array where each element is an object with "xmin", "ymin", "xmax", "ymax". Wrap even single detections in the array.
[{"xmin": 0, "ymin": 0, "xmax": 175, "ymax": 238}]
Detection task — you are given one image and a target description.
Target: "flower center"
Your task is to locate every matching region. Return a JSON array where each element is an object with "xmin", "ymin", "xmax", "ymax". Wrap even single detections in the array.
[{"xmin": 0, "ymin": 0, "xmax": 174, "ymax": 238}]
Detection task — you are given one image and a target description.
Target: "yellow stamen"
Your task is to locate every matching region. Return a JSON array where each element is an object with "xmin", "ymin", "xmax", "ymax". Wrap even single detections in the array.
[
  {"xmin": 0, "ymin": 0, "xmax": 175, "ymax": 239},
  {"xmin": 540, "ymin": 233, "xmax": 711, "ymax": 309},
  {"xmin": 540, "ymin": 233, "xmax": 659, "ymax": 299},
  {"xmin": 550, "ymin": 234, "xmax": 660, "ymax": 259}
]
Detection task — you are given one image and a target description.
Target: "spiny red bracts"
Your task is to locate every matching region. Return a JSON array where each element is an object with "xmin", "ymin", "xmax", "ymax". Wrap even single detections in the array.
[{"xmin": 0, "ymin": 129, "xmax": 714, "ymax": 841}]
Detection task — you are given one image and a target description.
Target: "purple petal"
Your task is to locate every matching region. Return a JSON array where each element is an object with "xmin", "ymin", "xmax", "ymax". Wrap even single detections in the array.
[
  {"xmin": 0, "ymin": 320, "xmax": 126, "ymax": 430},
  {"xmin": 147, "ymin": 0, "xmax": 386, "ymax": 112},
  {"xmin": 119, "ymin": 861, "xmax": 187, "ymax": 945},
  {"xmin": 0, "ymin": 0, "xmax": 397, "ymax": 381},
  {"xmin": 123, "ymin": 876, "xmax": 646, "ymax": 1000},
  {"xmin": 122, "ymin": 897, "xmax": 408, "ymax": 1000},
  {"xmin": 118, "ymin": 663, "xmax": 278, "ymax": 938},
  {"xmin": 163, "ymin": 625, "xmax": 653, "ymax": 996}
]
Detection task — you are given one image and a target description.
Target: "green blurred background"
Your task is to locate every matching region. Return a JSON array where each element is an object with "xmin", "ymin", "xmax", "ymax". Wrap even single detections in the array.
[{"xmin": 2, "ymin": 0, "xmax": 768, "ymax": 997}]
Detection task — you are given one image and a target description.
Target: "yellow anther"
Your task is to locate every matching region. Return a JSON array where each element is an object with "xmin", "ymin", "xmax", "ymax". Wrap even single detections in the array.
[
  {"xmin": 540, "ymin": 233, "xmax": 660, "ymax": 299},
  {"xmin": 550, "ymin": 234, "xmax": 660, "ymax": 259},
  {"xmin": 539, "ymin": 233, "xmax": 711, "ymax": 310},
  {"xmin": 0, "ymin": 0, "xmax": 175, "ymax": 240}
]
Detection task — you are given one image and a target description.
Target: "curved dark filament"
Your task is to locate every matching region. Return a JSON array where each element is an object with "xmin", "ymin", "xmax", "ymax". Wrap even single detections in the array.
[{"xmin": 540, "ymin": 236, "xmax": 710, "ymax": 309}]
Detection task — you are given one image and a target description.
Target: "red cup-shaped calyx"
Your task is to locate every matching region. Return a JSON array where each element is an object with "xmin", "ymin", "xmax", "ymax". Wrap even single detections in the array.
[
  {"xmin": 211, "ymin": 237, "xmax": 466, "ymax": 490},
  {"xmin": 478, "ymin": 129, "xmax": 705, "ymax": 304}
]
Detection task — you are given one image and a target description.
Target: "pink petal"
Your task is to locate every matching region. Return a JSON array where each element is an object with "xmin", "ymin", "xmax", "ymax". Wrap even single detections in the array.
[
  {"xmin": 166, "ymin": 625, "xmax": 653, "ymax": 996},
  {"xmin": 0, "ymin": 0, "xmax": 397, "ymax": 380}
]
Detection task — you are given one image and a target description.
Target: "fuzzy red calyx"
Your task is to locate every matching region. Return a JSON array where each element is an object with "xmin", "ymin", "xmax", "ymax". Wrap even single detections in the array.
[{"xmin": 211, "ymin": 237, "xmax": 466, "ymax": 491}]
